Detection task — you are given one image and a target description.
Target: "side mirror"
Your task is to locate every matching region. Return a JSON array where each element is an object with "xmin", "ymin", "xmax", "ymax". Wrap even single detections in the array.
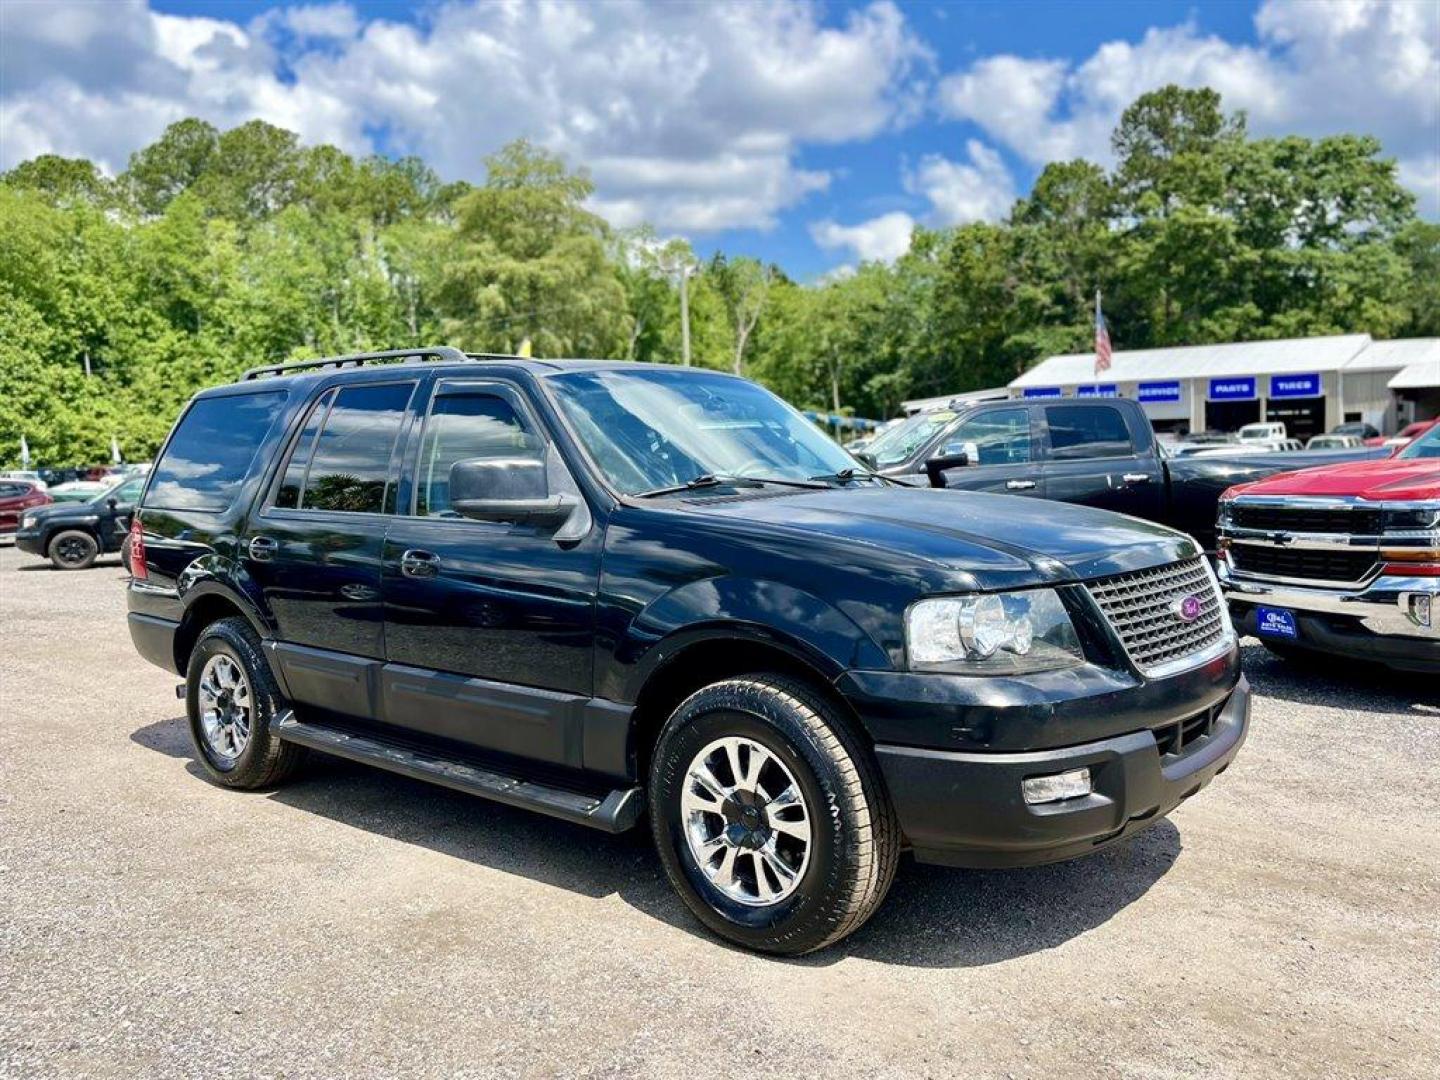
[
  {"xmin": 924, "ymin": 441, "xmax": 980, "ymax": 486},
  {"xmin": 449, "ymin": 453, "xmax": 578, "ymax": 530}
]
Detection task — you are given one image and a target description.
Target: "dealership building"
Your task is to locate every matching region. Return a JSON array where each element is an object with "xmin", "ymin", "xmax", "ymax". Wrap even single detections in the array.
[{"xmin": 1008, "ymin": 335, "xmax": 1440, "ymax": 437}]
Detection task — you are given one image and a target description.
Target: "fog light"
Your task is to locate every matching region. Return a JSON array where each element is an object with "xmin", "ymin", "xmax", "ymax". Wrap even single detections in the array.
[
  {"xmin": 1405, "ymin": 592, "xmax": 1433, "ymax": 629},
  {"xmin": 1022, "ymin": 767, "xmax": 1092, "ymax": 805}
]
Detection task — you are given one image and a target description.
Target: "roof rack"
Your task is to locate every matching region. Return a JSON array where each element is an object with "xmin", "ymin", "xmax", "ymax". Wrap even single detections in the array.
[{"xmin": 240, "ymin": 346, "xmax": 508, "ymax": 382}]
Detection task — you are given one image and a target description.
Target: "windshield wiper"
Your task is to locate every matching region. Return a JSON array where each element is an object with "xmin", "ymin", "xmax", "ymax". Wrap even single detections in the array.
[
  {"xmin": 634, "ymin": 473, "xmax": 826, "ymax": 498},
  {"xmin": 809, "ymin": 467, "xmax": 899, "ymax": 486}
]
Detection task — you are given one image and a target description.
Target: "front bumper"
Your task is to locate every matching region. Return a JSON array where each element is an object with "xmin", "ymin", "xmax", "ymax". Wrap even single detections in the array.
[
  {"xmin": 1220, "ymin": 563, "xmax": 1440, "ymax": 672},
  {"xmin": 872, "ymin": 677, "xmax": 1250, "ymax": 868},
  {"xmin": 14, "ymin": 526, "xmax": 45, "ymax": 555}
]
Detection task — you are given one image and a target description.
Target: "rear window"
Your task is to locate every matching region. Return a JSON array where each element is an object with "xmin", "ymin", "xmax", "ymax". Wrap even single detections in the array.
[
  {"xmin": 146, "ymin": 391, "xmax": 288, "ymax": 512},
  {"xmin": 1045, "ymin": 405, "xmax": 1134, "ymax": 460}
]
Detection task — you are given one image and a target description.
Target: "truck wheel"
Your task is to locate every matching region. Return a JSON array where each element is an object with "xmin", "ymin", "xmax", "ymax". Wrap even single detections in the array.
[
  {"xmin": 48, "ymin": 529, "xmax": 98, "ymax": 570},
  {"xmin": 185, "ymin": 617, "xmax": 305, "ymax": 789},
  {"xmin": 648, "ymin": 674, "xmax": 900, "ymax": 955}
]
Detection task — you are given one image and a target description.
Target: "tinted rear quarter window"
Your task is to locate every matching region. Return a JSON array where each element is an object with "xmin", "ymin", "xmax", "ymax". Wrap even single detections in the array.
[
  {"xmin": 145, "ymin": 391, "xmax": 289, "ymax": 511},
  {"xmin": 1045, "ymin": 405, "xmax": 1134, "ymax": 460}
]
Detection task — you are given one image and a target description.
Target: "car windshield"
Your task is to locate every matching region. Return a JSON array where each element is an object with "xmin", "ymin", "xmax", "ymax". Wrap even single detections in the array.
[
  {"xmin": 1396, "ymin": 424, "xmax": 1440, "ymax": 459},
  {"xmin": 547, "ymin": 368, "xmax": 859, "ymax": 495},
  {"xmin": 861, "ymin": 409, "xmax": 957, "ymax": 467},
  {"xmin": 89, "ymin": 476, "xmax": 143, "ymax": 504}
]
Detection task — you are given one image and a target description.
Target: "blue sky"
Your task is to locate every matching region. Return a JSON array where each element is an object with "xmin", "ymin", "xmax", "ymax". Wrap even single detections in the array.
[{"xmin": 4, "ymin": 1, "xmax": 1436, "ymax": 278}]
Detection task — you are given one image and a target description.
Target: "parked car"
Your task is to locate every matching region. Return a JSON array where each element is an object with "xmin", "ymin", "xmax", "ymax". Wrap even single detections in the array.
[
  {"xmin": 47, "ymin": 479, "xmax": 116, "ymax": 502},
  {"xmin": 0, "ymin": 479, "xmax": 52, "ymax": 536},
  {"xmin": 1305, "ymin": 434, "xmax": 1362, "ymax": 451},
  {"xmin": 856, "ymin": 396, "xmax": 1382, "ymax": 552},
  {"xmin": 125, "ymin": 347, "xmax": 1249, "ymax": 955},
  {"xmin": 1331, "ymin": 421, "xmax": 1381, "ymax": 443},
  {"xmin": 1383, "ymin": 418, "xmax": 1439, "ymax": 449},
  {"xmin": 1218, "ymin": 422, "xmax": 1440, "ymax": 673},
  {"xmin": 0, "ymin": 470, "xmax": 48, "ymax": 492},
  {"xmin": 1236, "ymin": 421, "xmax": 1287, "ymax": 444},
  {"xmin": 14, "ymin": 473, "xmax": 145, "ymax": 568}
]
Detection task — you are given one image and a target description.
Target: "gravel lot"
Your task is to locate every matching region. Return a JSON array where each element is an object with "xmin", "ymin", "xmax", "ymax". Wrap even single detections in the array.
[{"xmin": 2, "ymin": 541, "xmax": 1437, "ymax": 1079}]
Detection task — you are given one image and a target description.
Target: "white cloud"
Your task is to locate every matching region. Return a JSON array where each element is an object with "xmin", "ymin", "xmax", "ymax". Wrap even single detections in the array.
[
  {"xmin": 905, "ymin": 140, "xmax": 1017, "ymax": 225},
  {"xmin": 810, "ymin": 211, "xmax": 915, "ymax": 264},
  {"xmin": 0, "ymin": 0, "xmax": 929, "ymax": 232},
  {"xmin": 935, "ymin": 0, "xmax": 1440, "ymax": 215}
]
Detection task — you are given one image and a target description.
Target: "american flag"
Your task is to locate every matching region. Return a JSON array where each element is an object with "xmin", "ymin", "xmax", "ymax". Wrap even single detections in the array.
[{"xmin": 1094, "ymin": 290, "xmax": 1112, "ymax": 376}]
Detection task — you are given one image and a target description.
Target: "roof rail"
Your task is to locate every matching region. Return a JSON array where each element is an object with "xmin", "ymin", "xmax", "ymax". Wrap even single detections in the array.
[{"xmin": 240, "ymin": 345, "xmax": 488, "ymax": 381}]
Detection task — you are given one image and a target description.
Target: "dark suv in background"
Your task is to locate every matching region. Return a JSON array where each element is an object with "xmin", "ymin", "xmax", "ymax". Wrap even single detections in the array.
[{"xmin": 127, "ymin": 347, "xmax": 1248, "ymax": 954}]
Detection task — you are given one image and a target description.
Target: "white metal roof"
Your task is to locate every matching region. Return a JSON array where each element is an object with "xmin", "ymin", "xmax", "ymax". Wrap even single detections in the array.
[
  {"xmin": 1346, "ymin": 337, "xmax": 1438, "ymax": 373},
  {"xmin": 900, "ymin": 386, "xmax": 1010, "ymax": 414},
  {"xmin": 1386, "ymin": 340, "xmax": 1440, "ymax": 389},
  {"xmin": 1010, "ymin": 334, "xmax": 1372, "ymax": 388}
]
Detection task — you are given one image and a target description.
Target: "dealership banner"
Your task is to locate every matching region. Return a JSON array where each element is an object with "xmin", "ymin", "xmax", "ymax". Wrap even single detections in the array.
[
  {"xmin": 1138, "ymin": 381, "xmax": 1182, "ymax": 403},
  {"xmin": 1269, "ymin": 372, "xmax": 1321, "ymax": 399},
  {"xmin": 1022, "ymin": 387, "xmax": 1063, "ymax": 398},
  {"xmin": 1076, "ymin": 384, "xmax": 1119, "ymax": 398},
  {"xmin": 1208, "ymin": 377, "xmax": 1257, "ymax": 401}
]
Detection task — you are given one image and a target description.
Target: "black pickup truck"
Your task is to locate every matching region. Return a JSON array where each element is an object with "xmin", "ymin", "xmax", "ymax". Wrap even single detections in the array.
[{"xmin": 861, "ymin": 397, "xmax": 1385, "ymax": 551}]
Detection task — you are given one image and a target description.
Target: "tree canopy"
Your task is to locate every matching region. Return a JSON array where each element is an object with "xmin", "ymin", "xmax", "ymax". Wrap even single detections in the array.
[{"xmin": 1, "ymin": 85, "xmax": 1435, "ymax": 466}]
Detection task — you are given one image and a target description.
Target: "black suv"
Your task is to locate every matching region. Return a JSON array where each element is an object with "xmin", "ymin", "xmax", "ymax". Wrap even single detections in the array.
[{"xmin": 127, "ymin": 347, "xmax": 1249, "ymax": 954}]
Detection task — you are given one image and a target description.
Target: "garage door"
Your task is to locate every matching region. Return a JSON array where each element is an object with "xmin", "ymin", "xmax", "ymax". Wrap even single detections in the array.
[{"xmin": 1265, "ymin": 397, "xmax": 1325, "ymax": 439}]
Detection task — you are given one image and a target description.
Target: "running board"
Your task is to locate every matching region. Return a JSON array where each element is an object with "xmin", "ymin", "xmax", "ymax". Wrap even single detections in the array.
[{"xmin": 271, "ymin": 712, "xmax": 643, "ymax": 833}]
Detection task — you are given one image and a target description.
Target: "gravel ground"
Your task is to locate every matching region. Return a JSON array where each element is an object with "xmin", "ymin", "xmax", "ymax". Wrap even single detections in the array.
[{"xmin": 2, "ymin": 541, "xmax": 1437, "ymax": 1079}]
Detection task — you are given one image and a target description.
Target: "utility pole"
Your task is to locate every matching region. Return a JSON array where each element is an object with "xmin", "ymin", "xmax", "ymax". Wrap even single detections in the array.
[
  {"xmin": 658, "ymin": 247, "xmax": 696, "ymax": 367},
  {"xmin": 677, "ymin": 264, "xmax": 692, "ymax": 367}
]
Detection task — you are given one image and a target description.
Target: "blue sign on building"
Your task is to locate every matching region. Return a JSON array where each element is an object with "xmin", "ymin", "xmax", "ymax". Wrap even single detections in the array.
[
  {"xmin": 1076, "ymin": 384, "xmax": 1119, "ymax": 398},
  {"xmin": 1022, "ymin": 387, "xmax": 1062, "ymax": 399},
  {"xmin": 1269, "ymin": 372, "xmax": 1321, "ymax": 399},
  {"xmin": 1138, "ymin": 381, "xmax": 1182, "ymax": 403},
  {"xmin": 1209, "ymin": 377, "xmax": 1256, "ymax": 401}
]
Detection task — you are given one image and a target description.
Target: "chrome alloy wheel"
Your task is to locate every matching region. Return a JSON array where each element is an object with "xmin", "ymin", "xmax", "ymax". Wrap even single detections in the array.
[
  {"xmin": 681, "ymin": 736, "xmax": 812, "ymax": 907},
  {"xmin": 197, "ymin": 653, "xmax": 252, "ymax": 762}
]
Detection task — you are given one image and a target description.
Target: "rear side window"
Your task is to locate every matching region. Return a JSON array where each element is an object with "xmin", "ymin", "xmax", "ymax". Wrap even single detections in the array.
[
  {"xmin": 276, "ymin": 382, "xmax": 415, "ymax": 514},
  {"xmin": 1045, "ymin": 405, "xmax": 1133, "ymax": 460},
  {"xmin": 146, "ymin": 391, "xmax": 288, "ymax": 511},
  {"xmin": 0, "ymin": 483, "xmax": 26, "ymax": 498}
]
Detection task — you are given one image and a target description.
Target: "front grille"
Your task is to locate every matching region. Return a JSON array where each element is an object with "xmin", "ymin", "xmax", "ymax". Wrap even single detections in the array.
[
  {"xmin": 1229, "ymin": 504, "xmax": 1381, "ymax": 535},
  {"xmin": 1085, "ymin": 558, "xmax": 1227, "ymax": 676},
  {"xmin": 1229, "ymin": 545, "xmax": 1376, "ymax": 583}
]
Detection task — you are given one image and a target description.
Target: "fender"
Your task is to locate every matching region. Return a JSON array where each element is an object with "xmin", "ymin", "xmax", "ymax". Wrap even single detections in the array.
[
  {"xmin": 612, "ymin": 576, "xmax": 892, "ymax": 705},
  {"xmin": 175, "ymin": 553, "xmax": 277, "ymax": 639}
]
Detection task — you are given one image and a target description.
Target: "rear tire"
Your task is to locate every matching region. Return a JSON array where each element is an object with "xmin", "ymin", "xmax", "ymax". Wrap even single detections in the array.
[
  {"xmin": 48, "ymin": 529, "xmax": 98, "ymax": 570},
  {"xmin": 648, "ymin": 674, "xmax": 900, "ymax": 955},
  {"xmin": 186, "ymin": 617, "xmax": 305, "ymax": 789}
]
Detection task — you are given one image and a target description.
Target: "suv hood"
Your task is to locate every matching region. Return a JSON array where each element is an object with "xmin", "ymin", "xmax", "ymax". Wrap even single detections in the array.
[
  {"xmin": 679, "ymin": 487, "xmax": 1197, "ymax": 589},
  {"xmin": 1229, "ymin": 458, "xmax": 1440, "ymax": 502}
]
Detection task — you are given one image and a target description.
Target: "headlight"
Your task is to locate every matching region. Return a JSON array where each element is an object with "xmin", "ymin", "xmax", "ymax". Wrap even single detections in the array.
[
  {"xmin": 1382, "ymin": 508, "xmax": 1440, "ymax": 532},
  {"xmin": 906, "ymin": 589, "xmax": 1084, "ymax": 674},
  {"xmin": 21, "ymin": 514, "xmax": 36, "ymax": 529}
]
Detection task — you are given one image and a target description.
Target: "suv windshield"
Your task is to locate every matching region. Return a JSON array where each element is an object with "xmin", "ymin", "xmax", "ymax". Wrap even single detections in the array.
[
  {"xmin": 862, "ymin": 409, "xmax": 958, "ymax": 468},
  {"xmin": 547, "ymin": 368, "xmax": 857, "ymax": 495},
  {"xmin": 1397, "ymin": 424, "xmax": 1440, "ymax": 459}
]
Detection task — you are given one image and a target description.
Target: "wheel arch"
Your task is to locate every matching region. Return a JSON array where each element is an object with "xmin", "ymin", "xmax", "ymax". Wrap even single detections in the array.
[
  {"xmin": 628, "ymin": 628, "xmax": 868, "ymax": 785},
  {"xmin": 173, "ymin": 583, "xmax": 272, "ymax": 677}
]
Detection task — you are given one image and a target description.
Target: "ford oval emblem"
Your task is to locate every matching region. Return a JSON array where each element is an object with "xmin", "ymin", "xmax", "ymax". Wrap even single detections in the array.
[{"xmin": 1173, "ymin": 595, "xmax": 1203, "ymax": 622}]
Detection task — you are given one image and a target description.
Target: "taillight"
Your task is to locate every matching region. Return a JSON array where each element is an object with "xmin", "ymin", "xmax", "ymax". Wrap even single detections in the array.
[{"xmin": 128, "ymin": 518, "xmax": 147, "ymax": 580}]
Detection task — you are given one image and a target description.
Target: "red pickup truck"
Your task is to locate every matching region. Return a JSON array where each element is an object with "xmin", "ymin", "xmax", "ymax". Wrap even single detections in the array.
[{"xmin": 1216, "ymin": 424, "xmax": 1440, "ymax": 673}]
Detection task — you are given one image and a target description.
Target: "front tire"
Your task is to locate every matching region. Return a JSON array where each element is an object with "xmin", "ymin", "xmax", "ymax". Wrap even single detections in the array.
[
  {"xmin": 48, "ymin": 529, "xmax": 98, "ymax": 570},
  {"xmin": 648, "ymin": 674, "xmax": 899, "ymax": 955},
  {"xmin": 185, "ymin": 617, "xmax": 305, "ymax": 789}
]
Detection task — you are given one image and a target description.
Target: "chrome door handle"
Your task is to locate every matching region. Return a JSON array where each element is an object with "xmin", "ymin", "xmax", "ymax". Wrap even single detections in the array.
[
  {"xmin": 1005, "ymin": 479, "xmax": 1037, "ymax": 491},
  {"xmin": 400, "ymin": 549, "xmax": 440, "ymax": 578},
  {"xmin": 248, "ymin": 535, "xmax": 278, "ymax": 561},
  {"xmin": 1122, "ymin": 473, "xmax": 1151, "ymax": 484}
]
